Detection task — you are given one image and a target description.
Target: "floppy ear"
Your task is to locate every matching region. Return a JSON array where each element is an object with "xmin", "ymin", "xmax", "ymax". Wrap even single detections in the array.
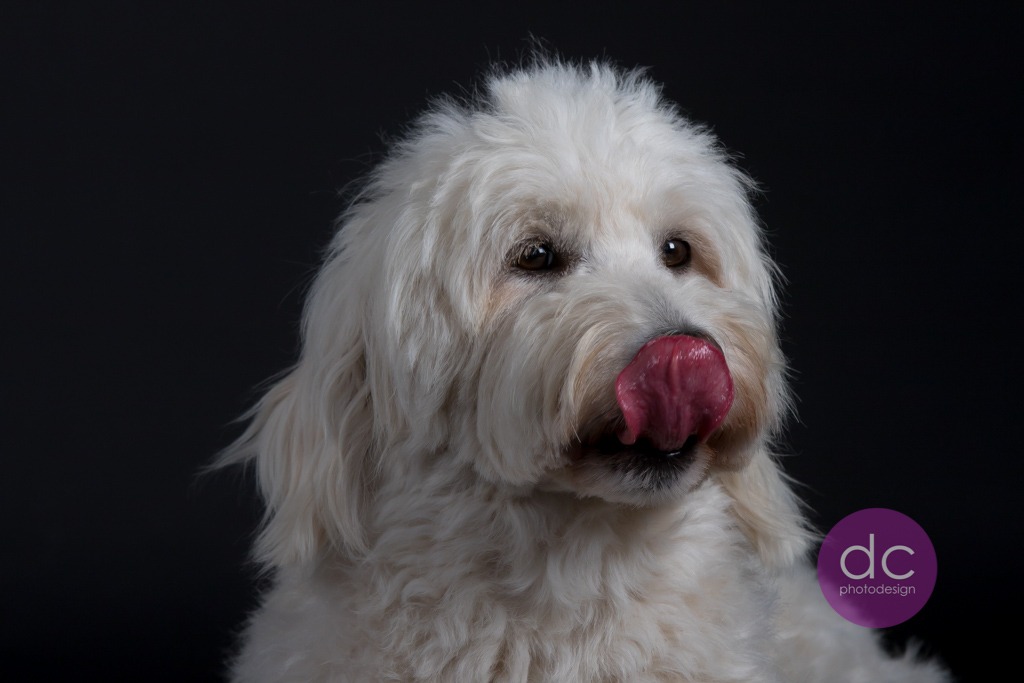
[
  {"xmin": 710, "ymin": 194, "xmax": 815, "ymax": 569},
  {"xmin": 219, "ymin": 238, "xmax": 375, "ymax": 568}
]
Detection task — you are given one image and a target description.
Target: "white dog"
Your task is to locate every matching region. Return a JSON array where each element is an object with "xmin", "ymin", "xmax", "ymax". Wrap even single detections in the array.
[{"xmin": 220, "ymin": 59, "xmax": 951, "ymax": 682}]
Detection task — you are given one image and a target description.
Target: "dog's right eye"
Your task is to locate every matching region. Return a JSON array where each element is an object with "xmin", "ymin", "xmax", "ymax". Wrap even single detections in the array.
[
  {"xmin": 661, "ymin": 238, "xmax": 692, "ymax": 269},
  {"xmin": 516, "ymin": 243, "xmax": 558, "ymax": 271}
]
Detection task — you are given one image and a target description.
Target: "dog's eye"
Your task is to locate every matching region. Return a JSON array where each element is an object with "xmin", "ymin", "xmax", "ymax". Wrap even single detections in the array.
[
  {"xmin": 661, "ymin": 238, "xmax": 692, "ymax": 269},
  {"xmin": 516, "ymin": 243, "xmax": 558, "ymax": 271}
]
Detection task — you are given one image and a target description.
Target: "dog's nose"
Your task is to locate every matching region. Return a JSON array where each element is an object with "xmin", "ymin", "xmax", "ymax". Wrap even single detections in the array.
[{"xmin": 615, "ymin": 335, "xmax": 734, "ymax": 451}]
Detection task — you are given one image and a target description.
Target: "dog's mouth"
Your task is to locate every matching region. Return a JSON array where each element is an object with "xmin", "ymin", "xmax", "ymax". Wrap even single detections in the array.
[
  {"xmin": 566, "ymin": 335, "xmax": 734, "ymax": 490},
  {"xmin": 589, "ymin": 432, "xmax": 701, "ymax": 461},
  {"xmin": 575, "ymin": 430, "xmax": 703, "ymax": 484}
]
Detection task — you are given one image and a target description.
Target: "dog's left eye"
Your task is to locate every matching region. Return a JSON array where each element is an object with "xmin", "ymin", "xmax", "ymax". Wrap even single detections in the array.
[
  {"xmin": 661, "ymin": 238, "xmax": 692, "ymax": 269},
  {"xmin": 516, "ymin": 243, "xmax": 558, "ymax": 271}
]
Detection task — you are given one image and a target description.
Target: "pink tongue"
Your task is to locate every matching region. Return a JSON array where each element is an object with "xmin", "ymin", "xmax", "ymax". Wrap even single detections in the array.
[{"xmin": 615, "ymin": 335, "xmax": 734, "ymax": 451}]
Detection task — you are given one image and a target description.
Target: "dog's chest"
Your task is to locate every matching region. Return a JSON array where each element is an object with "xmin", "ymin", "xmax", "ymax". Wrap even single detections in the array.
[{"xmin": 364, "ymin": 499, "xmax": 779, "ymax": 681}]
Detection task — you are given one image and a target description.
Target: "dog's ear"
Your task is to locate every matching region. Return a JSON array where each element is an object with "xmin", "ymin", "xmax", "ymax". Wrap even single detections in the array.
[
  {"xmin": 219, "ymin": 240, "xmax": 375, "ymax": 568},
  {"xmin": 712, "ymin": 204, "xmax": 815, "ymax": 569}
]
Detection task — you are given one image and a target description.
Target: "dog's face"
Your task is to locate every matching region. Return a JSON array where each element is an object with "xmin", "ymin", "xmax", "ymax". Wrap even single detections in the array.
[
  {"xmin": 342, "ymin": 67, "xmax": 788, "ymax": 508},
  {"xmin": 232, "ymin": 64, "xmax": 795, "ymax": 566}
]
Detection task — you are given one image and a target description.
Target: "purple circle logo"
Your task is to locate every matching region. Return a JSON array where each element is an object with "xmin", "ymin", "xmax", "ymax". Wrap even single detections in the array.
[{"xmin": 817, "ymin": 508, "xmax": 937, "ymax": 628}]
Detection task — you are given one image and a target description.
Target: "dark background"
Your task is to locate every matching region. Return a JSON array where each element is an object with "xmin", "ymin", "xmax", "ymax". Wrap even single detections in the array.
[{"xmin": 4, "ymin": 2, "xmax": 1021, "ymax": 681}]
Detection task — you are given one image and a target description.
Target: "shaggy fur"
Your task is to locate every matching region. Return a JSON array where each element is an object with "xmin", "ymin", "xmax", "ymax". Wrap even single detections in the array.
[{"xmin": 220, "ymin": 59, "xmax": 951, "ymax": 682}]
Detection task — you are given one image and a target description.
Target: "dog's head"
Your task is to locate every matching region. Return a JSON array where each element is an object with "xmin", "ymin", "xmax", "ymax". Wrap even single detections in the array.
[{"xmin": 225, "ymin": 60, "xmax": 809, "ymax": 569}]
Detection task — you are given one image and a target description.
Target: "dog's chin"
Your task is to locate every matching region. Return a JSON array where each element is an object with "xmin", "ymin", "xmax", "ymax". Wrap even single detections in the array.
[{"xmin": 543, "ymin": 434, "xmax": 717, "ymax": 507}]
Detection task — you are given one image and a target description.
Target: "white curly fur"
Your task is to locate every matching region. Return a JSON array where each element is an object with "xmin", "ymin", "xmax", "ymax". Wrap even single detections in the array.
[{"xmin": 220, "ymin": 58, "xmax": 951, "ymax": 682}]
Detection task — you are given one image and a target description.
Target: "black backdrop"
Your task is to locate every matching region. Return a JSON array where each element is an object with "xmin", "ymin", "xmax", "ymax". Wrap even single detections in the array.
[{"xmin": 4, "ymin": 3, "xmax": 1021, "ymax": 681}]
